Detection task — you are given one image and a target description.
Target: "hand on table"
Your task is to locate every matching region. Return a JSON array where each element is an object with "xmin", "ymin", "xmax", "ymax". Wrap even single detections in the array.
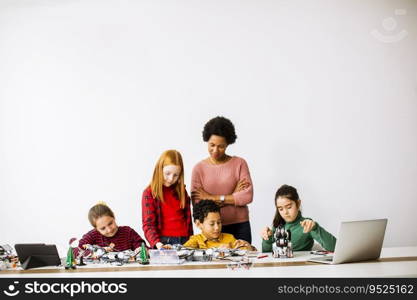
[
  {"xmin": 232, "ymin": 239, "xmax": 252, "ymax": 250},
  {"xmin": 155, "ymin": 242, "xmax": 173, "ymax": 250},
  {"xmin": 104, "ymin": 243, "xmax": 115, "ymax": 252}
]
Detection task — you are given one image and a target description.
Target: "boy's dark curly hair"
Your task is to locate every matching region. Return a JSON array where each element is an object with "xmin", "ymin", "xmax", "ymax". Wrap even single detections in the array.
[
  {"xmin": 202, "ymin": 116, "xmax": 237, "ymax": 145},
  {"xmin": 193, "ymin": 200, "xmax": 221, "ymax": 223}
]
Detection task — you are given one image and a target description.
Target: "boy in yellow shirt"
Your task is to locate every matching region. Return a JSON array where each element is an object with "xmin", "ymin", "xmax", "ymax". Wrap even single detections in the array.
[{"xmin": 184, "ymin": 200, "xmax": 255, "ymax": 250}]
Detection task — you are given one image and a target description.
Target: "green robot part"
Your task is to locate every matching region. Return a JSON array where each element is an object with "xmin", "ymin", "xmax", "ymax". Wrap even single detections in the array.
[
  {"xmin": 65, "ymin": 237, "xmax": 78, "ymax": 270},
  {"xmin": 138, "ymin": 242, "xmax": 149, "ymax": 265},
  {"xmin": 65, "ymin": 246, "xmax": 76, "ymax": 269}
]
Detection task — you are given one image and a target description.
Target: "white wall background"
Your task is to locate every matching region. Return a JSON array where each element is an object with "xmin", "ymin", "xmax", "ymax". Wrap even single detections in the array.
[{"xmin": 1, "ymin": 0, "xmax": 416, "ymax": 252}]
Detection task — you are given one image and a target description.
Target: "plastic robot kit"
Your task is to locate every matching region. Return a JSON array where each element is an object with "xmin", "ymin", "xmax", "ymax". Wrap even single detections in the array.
[
  {"xmin": 174, "ymin": 244, "xmax": 249, "ymax": 261},
  {"xmin": 76, "ymin": 242, "xmax": 149, "ymax": 266},
  {"xmin": 1, "ymin": 240, "xmax": 257, "ymax": 271},
  {"xmin": 0, "ymin": 244, "xmax": 19, "ymax": 270},
  {"xmin": 272, "ymin": 225, "xmax": 294, "ymax": 258},
  {"xmin": 149, "ymin": 244, "xmax": 254, "ymax": 268}
]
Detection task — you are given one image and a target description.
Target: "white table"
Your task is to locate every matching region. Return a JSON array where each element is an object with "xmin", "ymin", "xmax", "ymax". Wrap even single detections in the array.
[{"xmin": 1, "ymin": 247, "xmax": 416, "ymax": 278}]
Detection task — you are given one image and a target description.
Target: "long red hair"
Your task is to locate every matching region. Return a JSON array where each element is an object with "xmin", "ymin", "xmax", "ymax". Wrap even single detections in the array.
[{"xmin": 150, "ymin": 150, "xmax": 186, "ymax": 208}]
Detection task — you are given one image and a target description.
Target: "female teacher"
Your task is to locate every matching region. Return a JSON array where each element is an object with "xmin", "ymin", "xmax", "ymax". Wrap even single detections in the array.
[{"xmin": 191, "ymin": 116, "xmax": 253, "ymax": 243}]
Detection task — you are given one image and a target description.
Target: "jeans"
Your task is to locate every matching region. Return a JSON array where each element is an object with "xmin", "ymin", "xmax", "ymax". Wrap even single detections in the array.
[
  {"xmin": 160, "ymin": 236, "xmax": 189, "ymax": 245},
  {"xmin": 222, "ymin": 221, "xmax": 252, "ymax": 243}
]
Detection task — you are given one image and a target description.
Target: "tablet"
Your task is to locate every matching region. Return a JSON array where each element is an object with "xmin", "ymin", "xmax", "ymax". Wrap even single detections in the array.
[{"xmin": 14, "ymin": 243, "xmax": 61, "ymax": 270}]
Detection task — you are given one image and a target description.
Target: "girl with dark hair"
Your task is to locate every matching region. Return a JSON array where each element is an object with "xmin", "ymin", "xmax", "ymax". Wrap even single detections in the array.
[{"xmin": 261, "ymin": 185, "xmax": 336, "ymax": 252}]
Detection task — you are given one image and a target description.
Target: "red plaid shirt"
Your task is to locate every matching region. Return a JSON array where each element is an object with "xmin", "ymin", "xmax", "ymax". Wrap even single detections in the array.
[{"xmin": 141, "ymin": 186, "xmax": 193, "ymax": 248}]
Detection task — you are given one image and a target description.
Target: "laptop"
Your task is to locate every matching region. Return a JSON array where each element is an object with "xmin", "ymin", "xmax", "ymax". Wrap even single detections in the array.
[{"xmin": 308, "ymin": 218, "xmax": 387, "ymax": 264}]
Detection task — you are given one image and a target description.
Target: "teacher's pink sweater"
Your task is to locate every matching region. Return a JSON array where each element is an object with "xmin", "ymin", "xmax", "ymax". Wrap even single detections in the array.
[{"xmin": 191, "ymin": 156, "xmax": 253, "ymax": 226}]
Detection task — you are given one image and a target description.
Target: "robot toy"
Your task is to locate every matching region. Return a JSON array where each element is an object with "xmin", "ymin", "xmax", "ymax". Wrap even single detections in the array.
[{"xmin": 272, "ymin": 225, "xmax": 293, "ymax": 258}]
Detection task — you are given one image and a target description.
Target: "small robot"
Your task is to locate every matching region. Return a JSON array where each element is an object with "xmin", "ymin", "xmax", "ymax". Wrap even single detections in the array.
[{"xmin": 272, "ymin": 226, "xmax": 293, "ymax": 258}]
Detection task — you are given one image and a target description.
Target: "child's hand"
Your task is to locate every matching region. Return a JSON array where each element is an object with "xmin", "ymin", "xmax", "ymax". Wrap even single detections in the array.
[
  {"xmin": 104, "ymin": 243, "xmax": 115, "ymax": 252},
  {"xmin": 156, "ymin": 242, "xmax": 173, "ymax": 250},
  {"xmin": 261, "ymin": 227, "xmax": 273, "ymax": 240},
  {"xmin": 232, "ymin": 240, "xmax": 252, "ymax": 249},
  {"xmin": 300, "ymin": 219, "xmax": 316, "ymax": 233}
]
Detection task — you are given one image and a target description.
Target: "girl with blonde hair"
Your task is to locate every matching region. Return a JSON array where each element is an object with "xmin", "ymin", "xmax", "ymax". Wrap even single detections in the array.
[{"xmin": 78, "ymin": 202, "xmax": 147, "ymax": 253}]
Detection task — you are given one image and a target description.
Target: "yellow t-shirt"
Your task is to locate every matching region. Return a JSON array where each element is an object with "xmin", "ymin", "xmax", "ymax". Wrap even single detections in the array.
[{"xmin": 183, "ymin": 233, "xmax": 238, "ymax": 249}]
